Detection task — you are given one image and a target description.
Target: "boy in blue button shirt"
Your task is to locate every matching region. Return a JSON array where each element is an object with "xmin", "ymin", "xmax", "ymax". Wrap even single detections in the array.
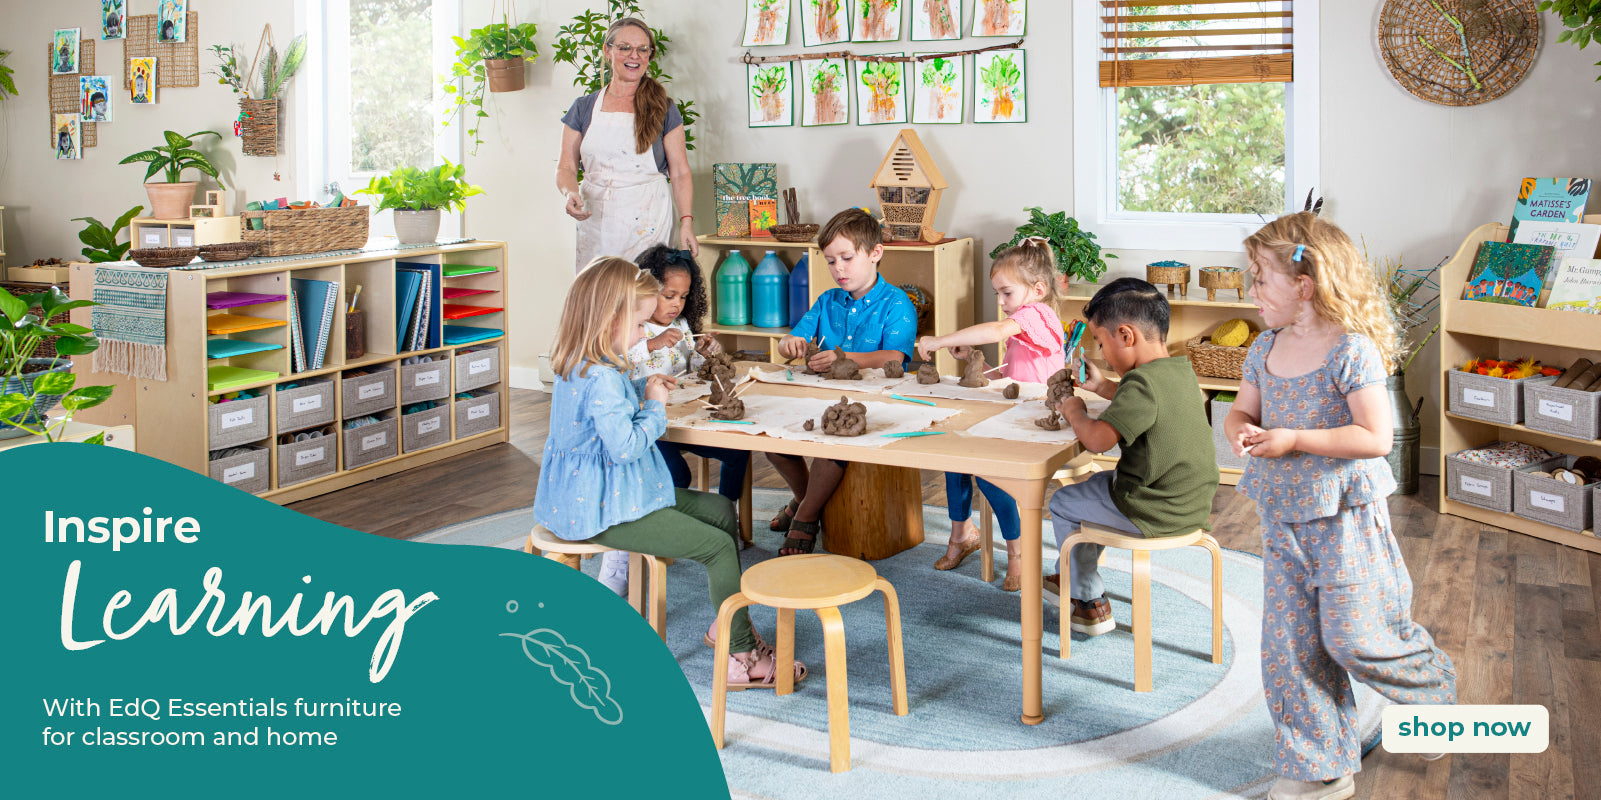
[{"xmin": 769, "ymin": 208, "xmax": 917, "ymax": 555}]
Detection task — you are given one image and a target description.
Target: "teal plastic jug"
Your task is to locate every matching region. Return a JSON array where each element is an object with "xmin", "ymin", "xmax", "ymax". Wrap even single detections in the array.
[
  {"xmin": 751, "ymin": 251, "xmax": 789, "ymax": 329},
  {"xmin": 715, "ymin": 250, "xmax": 751, "ymax": 326}
]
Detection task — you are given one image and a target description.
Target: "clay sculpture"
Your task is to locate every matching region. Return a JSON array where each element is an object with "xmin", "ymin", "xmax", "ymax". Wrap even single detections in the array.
[
  {"xmin": 710, "ymin": 395, "xmax": 746, "ymax": 421},
  {"xmin": 1035, "ymin": 411, "xmax": 1063, "ymax": 431},
  {"xmin": 708, "ymin": 374, "xmax": 729, "ymax": 406},
  {"xmin": 821, "ymin": 395, "xmax": 868, "ymax": 437},
  {"xmin": 916, "ymin": 363, "xmax": 940, "ymax": 384},
  {"xmin": 698, "ymin": 350, "xmax": 736, "ymax": 384},
  {"xmin": 803, "ymin": 419, "xmax": 815, "ymax": 431},
  {"xmin": 883, "ymin": 360, "xmax": 905, "ymax": 379},
  {"xmin": 959, "ymin": 350, "xmax": 991, "ymax": 388},
  {"xmin": 802, "ymin": 341, "xmax": 823, "ymax": 374},
  {"xmin": 1002, "ymin": 383, "xmax": 1020, "ymax": 400},
  {"xmin": 828, "ymin": 347, "xmax": 862, "ymax": 380},
  {"xmin": 1036, "ymin": 368, "xmax": 1077, "ymax": 430}
]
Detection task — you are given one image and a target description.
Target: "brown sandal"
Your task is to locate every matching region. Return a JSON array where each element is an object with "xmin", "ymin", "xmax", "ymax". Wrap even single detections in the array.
[
  {"xmin": 769, "ymin": 498, "xmax": 800, "ymax": 532},
  {"xmin": 780, "ymin": 518, "xmax": 820, "ymax": 556},
  {"xmin": 934, "ymin": 536, "xmax": 981, "ymax": 570}
]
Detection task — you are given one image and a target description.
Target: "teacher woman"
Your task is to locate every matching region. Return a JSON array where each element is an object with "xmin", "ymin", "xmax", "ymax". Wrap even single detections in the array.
[{"xmin": 557, "ymin": 17, "xmax": 698, "ymax": 270}]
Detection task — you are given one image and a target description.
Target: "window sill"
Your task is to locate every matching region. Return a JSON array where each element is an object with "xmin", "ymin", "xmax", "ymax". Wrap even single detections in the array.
[{"xmin": 1089, "ymin": 216, "xmax": 1258, "ymax": 253}]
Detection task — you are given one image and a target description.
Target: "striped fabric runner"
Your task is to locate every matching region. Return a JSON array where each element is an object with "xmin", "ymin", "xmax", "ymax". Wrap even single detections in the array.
[{"xmin": 91, "ymin": 264, "xmax": 169, "ymax": 381}]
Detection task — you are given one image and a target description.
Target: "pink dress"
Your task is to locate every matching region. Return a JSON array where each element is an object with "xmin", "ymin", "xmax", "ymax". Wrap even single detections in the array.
[{"xmin": 1002, "ymin": 302, "xmax": 1065, "ymax": 384}]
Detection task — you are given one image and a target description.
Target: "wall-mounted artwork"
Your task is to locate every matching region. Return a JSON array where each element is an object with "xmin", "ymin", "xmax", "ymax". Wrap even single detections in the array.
[
  {"xmin": 129, "ymin": 57, "xmax": 156, "ymax": 104},
  {"xmin": 856, "ymin": 57, "xmax": 907, "ymax": 125},
  {"xmin": 974, "ymin": 48, "xmax": 1025, "ymax": 123},
  {"xmin": 748, "ymin": 62, "xmax": 794, "ymax": 127},
  {"xmin": 102, "ymin": 0, "xmax": 126, "ymax": 40},
  {"xmin": 802, "ymin": 58, "xmax": 850, "ymax": 126},
  {"xmin": 743, "ymin": 0, "xmax": 792, "ymax": 47},
  {"xmin": 53, "ymin": 29, "xmax": 81, "ymax": 75},
  {"xmin": 912, "ymin": 55, "xmax": 963, "ymax": 124},
  {"xmin": 158, "ymin": 0, "xmax": 188, "ymax": 43},
  {"xmin": 972, "ymin": 0, "xmax": 1025, "ymax": 37},
  {"xmin": 802, "ymin": 0, "xmax": 850, "ymax": 47},
  {"xmin": 913, "ymin": 0, "xmax": 961, "ymax": 41},
  {"xmin": 55, "ymin": 113, "xmax": 81, "ymax": 159},
  {"xmin": 80, "ymin": 76, "xmax": 112, "ymax": 122},
  {"xmin": 853, "ymin": 0, "xmax": 902, "ymax": 42}
]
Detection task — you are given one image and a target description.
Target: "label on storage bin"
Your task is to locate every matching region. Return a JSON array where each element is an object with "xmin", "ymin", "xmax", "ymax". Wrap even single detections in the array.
[
  {"xmin": 415, "ymin": 370, "xmax": 441, "ymax": 387},
  {"xmin": 295, "ymin": 447, "xmax": 325, "ymax": 467},
  {"xmin": 1530, "ymin": 490, "xmax": 1565, "ymax": 513},
  {"xmin": 142, "ymin": 231, "xmax": 165, "ymax": 247},
  {"xmin": 1537, "ymin": 399, "xmax": 1573, "ymax": 422},
  {"xmin": 418, "ymin": 417, "xmax": 441, "ymax": 435},
  {"xmin": 362, "ymin": 431, "xmax": 387, "ymax": 451},
  {"xmin": 358, "ymin": 382, "xmax": 385, "ymax": 400},
  {"xmin": 220, "ymin": 408, "xmax": 253, "ymax": 429},
  {"xmin": 223, "ymin": 462, "xmax": 255, "ymax": 484},
  {"xmin": 293, "ymin": 395, "xmax": 323, "ymax": 413},
  {"xmin": 469, "ymin": 358, "xmax": 492, "ymax": 376},
  {"xmin": 1463, "ymin": 388, "xmax": 1496, "ymax": 409},
  {"xmin": 468, "ymin": 404, "xmax": 491, "ymax": 421},
  {"xmin": 1460, "ymin": 475, "xmax": 1493, "ymax": 497}
]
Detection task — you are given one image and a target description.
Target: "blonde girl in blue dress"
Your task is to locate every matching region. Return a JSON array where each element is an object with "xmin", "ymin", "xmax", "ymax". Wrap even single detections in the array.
[{"xmin": 1224, "ymin": 212, "xmax": 1455, "ymax": 800}]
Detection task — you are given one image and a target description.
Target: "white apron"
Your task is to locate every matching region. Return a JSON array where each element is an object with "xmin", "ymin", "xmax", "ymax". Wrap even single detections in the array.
[{"xmin": 575, "ymin": 87, "xmax": 674, "ymax": 271}]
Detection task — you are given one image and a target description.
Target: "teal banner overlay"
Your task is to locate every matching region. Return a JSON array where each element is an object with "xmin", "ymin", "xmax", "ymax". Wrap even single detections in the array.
[{"xmin": 1, "ymin": 444, "xmax": 730, "ymax": 798}]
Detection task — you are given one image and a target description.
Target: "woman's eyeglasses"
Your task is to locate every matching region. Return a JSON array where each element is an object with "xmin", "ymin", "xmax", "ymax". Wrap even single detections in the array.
[{"xmin": 609, "ymin": 43, "xmax": 653, "ymax": 58}]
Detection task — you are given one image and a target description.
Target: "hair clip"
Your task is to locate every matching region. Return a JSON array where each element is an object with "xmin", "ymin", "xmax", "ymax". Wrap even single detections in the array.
[
  {"xmin": 1020, "ymin": 236, "xmax": 1050, "ymax": 247},
  {"xmin": 664, "ymin": 249, "xmax": 697, "ymax": 266},
  {"xmin": 1292, "ymin": 244, "xmax": 1306, "ymax": 262}
]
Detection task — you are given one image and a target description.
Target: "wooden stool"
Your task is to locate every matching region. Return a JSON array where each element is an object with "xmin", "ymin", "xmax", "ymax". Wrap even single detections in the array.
[
  {"xmin": 1059, "ymin": 523, "xmax": 1223, "ymax": 692},
  {"xmin": 692, "ymin": 453, "xmax": 755, "ymax": 547},
  {"xmin": 524, "ymin": 525, "xmax": 672, "ymax": 641},
  {"xmin": 710, "ymin": 554, "xmax": 909, "ymax": 773},
  {"xmin": 977, "ymin": 453, "xmax": 1102, "ymax": 582},
  {"xmin": 822, "ymin": 462, "xmax": 925, "ymax": 560}
]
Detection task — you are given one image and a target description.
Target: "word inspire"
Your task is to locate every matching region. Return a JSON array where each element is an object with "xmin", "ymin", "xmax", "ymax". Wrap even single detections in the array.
[{"xmin": 44, "ymin": 509, "xmax": 201, "ymax": 552}]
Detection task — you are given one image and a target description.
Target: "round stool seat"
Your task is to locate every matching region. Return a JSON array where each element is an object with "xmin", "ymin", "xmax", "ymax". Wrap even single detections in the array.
[
  {"xmin": 741, "ymin": 554, "xmax": 878, "ymax": 609},
  {"xmin": 1076, "ymin": 522, "xmax": 1206, "ymax": 551},
  {"xmin": 526, "ymin": 524, "xmax": 612, "ymax": 556}
]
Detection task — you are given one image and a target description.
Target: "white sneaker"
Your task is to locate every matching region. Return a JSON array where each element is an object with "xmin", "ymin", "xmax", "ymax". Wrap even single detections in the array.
[
  {"xmin": 597, "ymin": 550, "xmax": 630, "ymax": 597},
  {"xmin": 1268, "ymin": 776, "xmax": 1353, "ymax": 800}
]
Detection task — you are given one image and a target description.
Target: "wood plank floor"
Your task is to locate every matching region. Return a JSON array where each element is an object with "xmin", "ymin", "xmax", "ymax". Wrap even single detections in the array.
[{"xmin": 290, "ymin": 388, "xmax": 1600, "ymax": 800}]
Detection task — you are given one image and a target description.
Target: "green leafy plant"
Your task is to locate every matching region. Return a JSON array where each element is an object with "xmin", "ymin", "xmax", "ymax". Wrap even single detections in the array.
[
  {"xmin": 119, "ymin": 130, "xmax": 225, "ymax": 186},
  {"xmin": 551, "ymin": 0, "xmax": 699, "ymax": 152},
  {"xmin": 208, "ymin": 44, "xmax": 248, "ymax": 94},
  {"xmin": 0, "ymin": 286, "xmax": 113, "ymax": 442},
  {"xmin": 991, "ymin": 208, "xmax": 1116, "ymax": 284},
  {"xmin": 71, "ymin": 206, "xmax": 145, "ymax": 263},
  {"xmin": 207, "ymin": 35, "xmax": 304, "ymax": 98},
  {"xmin": 355, "ymin": 160, "xmax": 484, "ymax": 213},
  {"xmin": 1539, "ymin": 0, "xmax": 1601, "ymax": 79},
  {"xmin": 444, "ymin": 17, "xmax": 540, "ymax": 156},
  {"xmin": 0, "ymin": 50, "xmax": 18, "ymax": 99}
]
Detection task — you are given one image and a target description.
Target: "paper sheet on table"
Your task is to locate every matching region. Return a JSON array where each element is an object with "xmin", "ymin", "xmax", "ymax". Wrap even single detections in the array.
[
  {"xmin": 885, "ymin": 375, "xmax": 1047, "ymax": 403},
  {"xmin": 672, "ymin": 394, "xmax": 962, "ymax": 449},
  {"xmin": 963, "ymin": 391, "xmax": 1112, "ymax": 444},
  {"xmin": 666, "ymin": 377, "xmax": 714, "ymax": 406},
  {"xmin": 745, "ymin": 364, "xmax": 909, "ymax": 393}
]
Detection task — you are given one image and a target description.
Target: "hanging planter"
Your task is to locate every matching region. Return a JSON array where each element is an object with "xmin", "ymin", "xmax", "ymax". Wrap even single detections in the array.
[
  {"xmin": 209, "ymin": 25, "xmax": 305, "ymax": 158},
  {"xmin": 446, "ymin": 0, "xmax": 538, "ymax": 154},
  {"xmin": 238, "ymin": 97, "xmax": 279, "ymax": 156},
  {"xmin": 485, "ymin": 57, "xmax": 526, "ymax": 92}
]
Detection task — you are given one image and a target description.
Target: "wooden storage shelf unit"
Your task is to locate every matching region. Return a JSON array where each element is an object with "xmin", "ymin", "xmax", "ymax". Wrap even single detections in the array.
[
  {"xmin": 1437, "ymin": 220, "xmax": 1601, "ymax": 553},
  {"xmin": 69, "ymin": 241, "xmax": 511, "ymax": 504},
  {"xmin": 695, "ymin": 235, "xmax": 975, "ymax": 375},
  {"xmin": 131, "ymin": 216, "xmax": 243, "ymax": 249}
]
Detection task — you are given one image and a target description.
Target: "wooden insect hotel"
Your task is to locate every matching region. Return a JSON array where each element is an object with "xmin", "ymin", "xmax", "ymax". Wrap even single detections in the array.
[{"xmin": 872, "ymin": 129, "xmax": 947, "ymax": 243}]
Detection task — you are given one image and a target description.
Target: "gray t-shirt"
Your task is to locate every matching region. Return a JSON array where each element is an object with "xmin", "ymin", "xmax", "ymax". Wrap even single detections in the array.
[{"xmin": 561, "ymin": 89, "xmax": 684, "ymax": 177}]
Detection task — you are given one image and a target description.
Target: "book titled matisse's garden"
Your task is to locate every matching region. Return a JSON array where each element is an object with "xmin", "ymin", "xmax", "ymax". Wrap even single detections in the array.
[
  {"xmin": 1464, "ymin": 240, "xmax": 1554, "ymax": 307},
  {"xmin": 1507, "ymin": 177, "xmax": 1592, "ymax": 241}
]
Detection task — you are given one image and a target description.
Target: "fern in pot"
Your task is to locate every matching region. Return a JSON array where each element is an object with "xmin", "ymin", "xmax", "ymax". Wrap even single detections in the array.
[{"xmin": 356, "ymin": 160, "xmax": 484, "ymax": 245}]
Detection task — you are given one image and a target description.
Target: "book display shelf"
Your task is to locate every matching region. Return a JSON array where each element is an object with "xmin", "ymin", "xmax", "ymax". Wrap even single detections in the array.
[
  {"xmin": 694, "ymin": 235, "xmax": 975, "ymax": 376},
  {"xmin": 69, "ymin": 241, "xmax": 509, "ymax": 504}
]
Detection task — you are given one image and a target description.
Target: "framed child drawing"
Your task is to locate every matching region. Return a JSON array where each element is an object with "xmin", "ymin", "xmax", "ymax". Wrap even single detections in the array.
[
  {"xmin": 856, "ymin": 57, "xmax": 907, "ymax": 125},
  {"xmin": 974, "ymin": 49, "xmax": 1026, "ymax": 123},
  {"xmin": 801, "ymin": 58, "xmax": 850, "ymax": 126},
  {"xmin": 748, "ymin": 62, "xmax": 794, "ymax": 127}
]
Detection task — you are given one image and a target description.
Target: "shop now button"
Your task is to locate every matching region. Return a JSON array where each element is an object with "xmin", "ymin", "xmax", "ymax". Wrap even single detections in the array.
[{"xmin": 1382, "ymin": 705, "xmax": 1548, "ymax": 753}]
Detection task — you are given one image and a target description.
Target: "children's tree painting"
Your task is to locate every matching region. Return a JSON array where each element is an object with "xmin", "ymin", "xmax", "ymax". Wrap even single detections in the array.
[
  {"xmin": 913, "ymin": 0, "xmax": 961, "ymax": 41},
  {"xmin": 53, "ymin": 29, "xmax": 80, "ymax": 76},
  {"xmin": 743, "ymin": 0, "xmax": 792, "ymax": 47},
  {"xmin": 853, "ymin": 0, "xmax": 902, "ymax": 42},
  {"xmin": 803, "ymin": 0, "xmax": 850, "ymax": 46},
  {"xmin": 803, "ymin": 58, "xmax": 849, "ymax": 126},
  {"xmin": 856, "ymin": 57, "xmax": 906, "ymax": 125},
  {"xmin": 912, "ymin": 55, "xmax": 962, "ymax": 123},
  {"xmin": 972, "ymin": 0, "xmax": 1025, "ymax": 37},
  {"xmin": 748, "ymin": 62, "xmax": 793, "ymax": 127},
  {"xmin": 974, "ymin": 49, "xmax": 1025, "ymax": 123},
  {"xmin": 80, "ymin": 76, "xmax": 112, "ymax": 122}
]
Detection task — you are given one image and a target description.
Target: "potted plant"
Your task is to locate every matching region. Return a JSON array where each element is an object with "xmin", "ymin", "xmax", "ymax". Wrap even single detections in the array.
[
  {"xmin": 0, "ymin": 49, "xmax": 17, "ymax": 100},
  {"xmin": 0, "ymin": 286, "xmax": 113, "ymax": 441},
  {"xmin": 72, "ymin": 205, "xmax": 144, "ymax": 262},
  {"xmin": 356, "ymin": 160, "xmax": 484, "ymax": 245},
  {"xmin": 445, "ymin": 17, "xmax": 538, "ymax": 156},
  {"xmin": 1538, "ymin": 0, "xmax": 1601, "ymax": 77},
  {"xmin": 991, "ymin": 207, "xmax": 1116, "ymax": 290},
  {"xmin": 209, "ymin": 31, "xmax": 306, "ymax": 157},
  {"xmin": 1372, "ymin": 244, "xmax": 1442, "ymax": 496},
  {"xmin": 119, "ymin": 131, "xmax": 225, "ymax": 220}
]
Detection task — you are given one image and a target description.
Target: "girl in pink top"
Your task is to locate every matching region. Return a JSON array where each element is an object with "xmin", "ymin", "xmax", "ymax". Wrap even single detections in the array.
[{"xmin": 915, "ymin": 238, "xmax": 1064, "ymax": 590}]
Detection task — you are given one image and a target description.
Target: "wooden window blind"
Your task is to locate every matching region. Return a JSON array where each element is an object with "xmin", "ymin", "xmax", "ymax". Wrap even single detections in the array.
[{"xmin": 1100, "ymin": 1, "xmax": 1292, "ymax": 88}]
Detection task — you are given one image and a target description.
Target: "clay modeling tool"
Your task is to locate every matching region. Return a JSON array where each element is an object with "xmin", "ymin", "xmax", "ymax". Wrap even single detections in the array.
[
  {"xmin": 786, "ymin": 368, "xmax": 793, "ymax": 380},
  {"xmin": 712, "ymin": 419, "xmax": 755, "ymax": 425},
  {"xmin": 889, "ymin": 393, "xmax": 936, "ymax": 406},
  {"xmin": 1075, "ymin": 346, "xmax": 1088, "ymax": 384},
  {"xmin": 882, "ymin": 430, "xmax": 947, "ymax": 438}
]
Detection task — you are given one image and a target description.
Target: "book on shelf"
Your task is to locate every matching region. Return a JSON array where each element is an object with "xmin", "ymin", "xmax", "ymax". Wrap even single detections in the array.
[
  {"xmin": 748, "ymin": 198, "xmax": 778, "ymax": 237},
  {"xmin": 205, "ymin": 339, "xmax": 283, "ymax": 360},
  {"xmin": 441, "ymin": 304, "xmax": 501, "ymax": 320},
  {"xmin": 205, "ymin": 314, "xmax": 287, "ymax": 335},
  {"xmin": 207, "ymin": 365, "xmax": 279, "ymax": 392},
  {"xmin": 395, "ymin": 269, "xmax": 422, "ymax": 348},
  {"xmin": 1508, "ymin": 177, "xmax": 1592, "ymax": 241},
  {"xmin": 441, "ymin": 263, "xmax": 496, "ymax": 277},
  {"xmin": 713, "ymin": 162, "xmax": 776, "ymax": 238},
  {"xmin": 398, "ymin": 262, "xmax": 443, "ymax": 349},
  {"xmin": 287, "ymin": 287, "xmax": 307, "ymax": 373},
  {"xmin": 442, "ymin": 325, "xmax": 502, "ymax": 345},
  {"xmin": 1511, "ymin": 219, "xmax": 1601, "ymax": 277},
  {"xmin": 1546, "ymin": 257, "xmax": 1601, "ymax": 315},
  {"xmin": 1464, "ymin": 241, "xmax": 1554, "ymax": 307},
  {"xmin": 291, "ymin": 278, "xmax": 340, "ymax": 370},
  {"xmin": 206, "ymin": 291, "xmax": 286, "ymax": 310}
]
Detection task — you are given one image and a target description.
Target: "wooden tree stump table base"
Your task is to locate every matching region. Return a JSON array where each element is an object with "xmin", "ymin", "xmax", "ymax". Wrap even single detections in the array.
[{"xmin": 821, "ymin": 462, "xmax": 925, "ymax": 560}]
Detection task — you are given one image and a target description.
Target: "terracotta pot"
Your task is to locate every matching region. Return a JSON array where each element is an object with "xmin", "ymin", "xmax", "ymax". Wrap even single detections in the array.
[
  {"xmin": 143, "ymin": 181, "xmax": 199, "ymax": 220},
  {"xmin": 394, "ymin": 209, "xmax": 441, "ymax": 245},
  {"xmin": 486, "ymin": 57, "xmax": 525, "ymax": 92}
]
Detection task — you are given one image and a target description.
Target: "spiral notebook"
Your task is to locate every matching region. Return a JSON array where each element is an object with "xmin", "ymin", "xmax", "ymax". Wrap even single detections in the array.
[{"xmin": 290, "ymin": 278, "xmax": 340, "ymax": 370}]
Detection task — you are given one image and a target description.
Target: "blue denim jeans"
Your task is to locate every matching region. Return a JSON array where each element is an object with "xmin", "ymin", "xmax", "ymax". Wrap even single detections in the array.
[
  {"xmin": 944, "ymin": 472, "xmax": 1021, "ymax": 541},
  {"xmin": 656, "ymin": 441, "xmax": 751, "ymax": 503}
]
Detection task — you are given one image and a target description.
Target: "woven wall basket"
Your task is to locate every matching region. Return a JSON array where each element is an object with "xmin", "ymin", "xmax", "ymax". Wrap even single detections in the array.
[
  {"xmin": 240, "ymin": 97, "xmax": 279, "ymax": 156},
  {"xmin": 1378, "ymin": 0, "xmax": 1540, "ymax": 106}
]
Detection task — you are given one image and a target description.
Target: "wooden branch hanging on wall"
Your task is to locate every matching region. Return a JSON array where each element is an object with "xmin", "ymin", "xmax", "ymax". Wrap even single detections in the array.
[
  {"xmin": 740, "ymin": 38, "xmax": 1024, "ymax": 65},
  {"xmin": 47, "ymin": 40, "xmax": 96, "ymax": 149},
  {"xmin": 123, "ymin": 12, "xmax": 202, "ymax": 88}
]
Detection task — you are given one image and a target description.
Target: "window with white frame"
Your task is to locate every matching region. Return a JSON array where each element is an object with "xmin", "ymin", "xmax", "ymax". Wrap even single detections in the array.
[
  {"xmin": 296, "ymin": 0, "xmax": 461, "ymax": 237},
  {"xmin": 1072, "ymin": 1, "xmax": 1318, "ymax": 252}
]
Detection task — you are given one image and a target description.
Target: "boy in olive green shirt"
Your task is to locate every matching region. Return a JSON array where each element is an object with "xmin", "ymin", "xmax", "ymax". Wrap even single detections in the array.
[{"xmin": 1047, "ymin": 278, "xmax": 1218, "ymax": 635}]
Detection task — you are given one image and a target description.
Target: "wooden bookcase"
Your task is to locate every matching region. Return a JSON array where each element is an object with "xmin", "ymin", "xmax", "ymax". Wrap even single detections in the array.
[
  {"xmin": 694, "ymin": 235, "xmax": 975, "ymax": 375},
  {"xmin": 1438, "ymin": 220, "xmax": 1601, "ymax": 553},
  {"xmin": 69, "ymin": 241, "xmax": 510, "ymax": 504}
]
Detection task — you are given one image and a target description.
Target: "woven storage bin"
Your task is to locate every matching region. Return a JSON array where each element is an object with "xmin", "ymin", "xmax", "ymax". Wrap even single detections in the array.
[
  {"xmin": 1522, "ymin": 382, "xmax": 1601, "ymax": 441},
  {"xmin": 455, "ymin": 390, "xmax": 500, "ymax": 438},
  {"xmin": 275, "ymin": 378, "xmax": 335, "ymax": 433},
  {"xmin": 1445, "ymin": 447, "xmax": 1519, "ymax": 513},
  {"xmin": 402, "ymin": 403, "xmax": 451, "ymax": 453},
  {"xmin": 209, "ymin": 445, "xmax": 269, "ymax": 495},
  {"xmin": 400, "ymin": 358, "xmax": 449, "ymax": 404},
  {"xmin": 276, "ymin": 428, "xmax": 337, "ymax": 488},
  {"xmin": 1186, "ymin": 335, "xmax": 1248, "ymax": 380},
  {"xmin": 207, "ymin": 394, "xmax": 270, "ymax": 450},
  {"xmin": 240, "ymin": 205, "xmax": 369, "ymax": 258},
  {"xmin": 239, "ymin": 97, "xmax": 279, "ymax": 157},
  {"xmin": 342, "ymin": 366, "xmax": 396, "ymax": 419},
  {"xmin": 1513, "ymin": 457, "xmax": 1594, "ymax": 532},
  {"xmin": 1447, "ymin": 370, "xmax": 1555, "ymax": 426},
  {"xmin": 454, "ymin": 345, "xmax": 500, "ymax": 393},
  {"xmin": 343, "ymin": 416, "xmax": 398, "ymax": 469}
]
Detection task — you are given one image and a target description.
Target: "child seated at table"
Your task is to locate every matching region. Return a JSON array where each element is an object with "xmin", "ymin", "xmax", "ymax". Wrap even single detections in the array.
[
  {"xmin": 770, "ymin": 208, "xmax": 918, "ymax": 555},
  {"xmin": 914, "ymin": 237, "xmax": 1064, "ymax": 590},
  {"xmin": 1044, "ymin": 278, "xmax": 1217, "ymax": 635}
]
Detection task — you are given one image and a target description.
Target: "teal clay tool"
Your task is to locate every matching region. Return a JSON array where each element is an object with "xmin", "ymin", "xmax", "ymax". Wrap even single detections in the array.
[
  {"xmin": 712, "ymin": 419, "xmax": 755, "ymax": 425},
  {"xmin": 889, "ymin": 393, "xmax": 935, "ymax": 406},
  {"xmin": 882, "ymin": 430, "xmax": 946, "ymax": 438}
]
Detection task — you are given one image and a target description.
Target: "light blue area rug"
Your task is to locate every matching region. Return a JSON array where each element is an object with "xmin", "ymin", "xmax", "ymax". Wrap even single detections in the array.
[{"xmin": 415, "ymin": 489, "xmax": 1387, "ymax": 799}]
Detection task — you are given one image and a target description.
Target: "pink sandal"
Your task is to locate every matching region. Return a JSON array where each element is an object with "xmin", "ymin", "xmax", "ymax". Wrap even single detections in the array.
[
  {"xmin": 725, "ymin": 644, "xmax": 807, "ymax": 691},
  {"xmin": 703, "ymin": 628, "xmax": 768, "ymax": 650}
]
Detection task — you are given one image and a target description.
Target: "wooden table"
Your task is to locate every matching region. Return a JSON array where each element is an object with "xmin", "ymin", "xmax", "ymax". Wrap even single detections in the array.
[{"xmin": 662, "ymin": 370, "xmax": 1080, "ymax": 725}]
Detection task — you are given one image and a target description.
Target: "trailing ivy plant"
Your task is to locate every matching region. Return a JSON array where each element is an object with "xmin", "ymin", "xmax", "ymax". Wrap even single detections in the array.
[
  {"xmin": 444, "ymin": 17, "xmax": 539, "ymax": 156},
  {"xmin": 72, "ymin": 205, "xmax": 145, "ymax": 262},
  {"xmin": 990, "ymin": 207, "xmax": 1116, "ymax": 284},
  {"xmin": 1538, "ymin": 0, "xmax": 1601, "ymax": 78},
  {"xmin": 551, "ymin": 0, "xmax": 699, "ymax": 152}
]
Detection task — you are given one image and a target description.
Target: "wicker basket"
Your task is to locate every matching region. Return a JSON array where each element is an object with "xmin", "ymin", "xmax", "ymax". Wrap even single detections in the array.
[
  {"xmin": 240, "ymin": 205, "xmax": 370, "ymax": 257},
  {"xmin": 239, "ymin": 97, "xmax": 279, "ymax": 157},
  {"xmin": 127, "ymin": 247, "xmax": 200, "ymax": 269},
  {"xmin": 769, "ymin": 224, "xmax": 818, "ymax": 243},
  {"xmin": 1186, "ymin": 334, "xmax": 1248, "ymax": 380},
  {"xmin": 198, "ymin": 242, "xmax": 260, "ymax": 262}
]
